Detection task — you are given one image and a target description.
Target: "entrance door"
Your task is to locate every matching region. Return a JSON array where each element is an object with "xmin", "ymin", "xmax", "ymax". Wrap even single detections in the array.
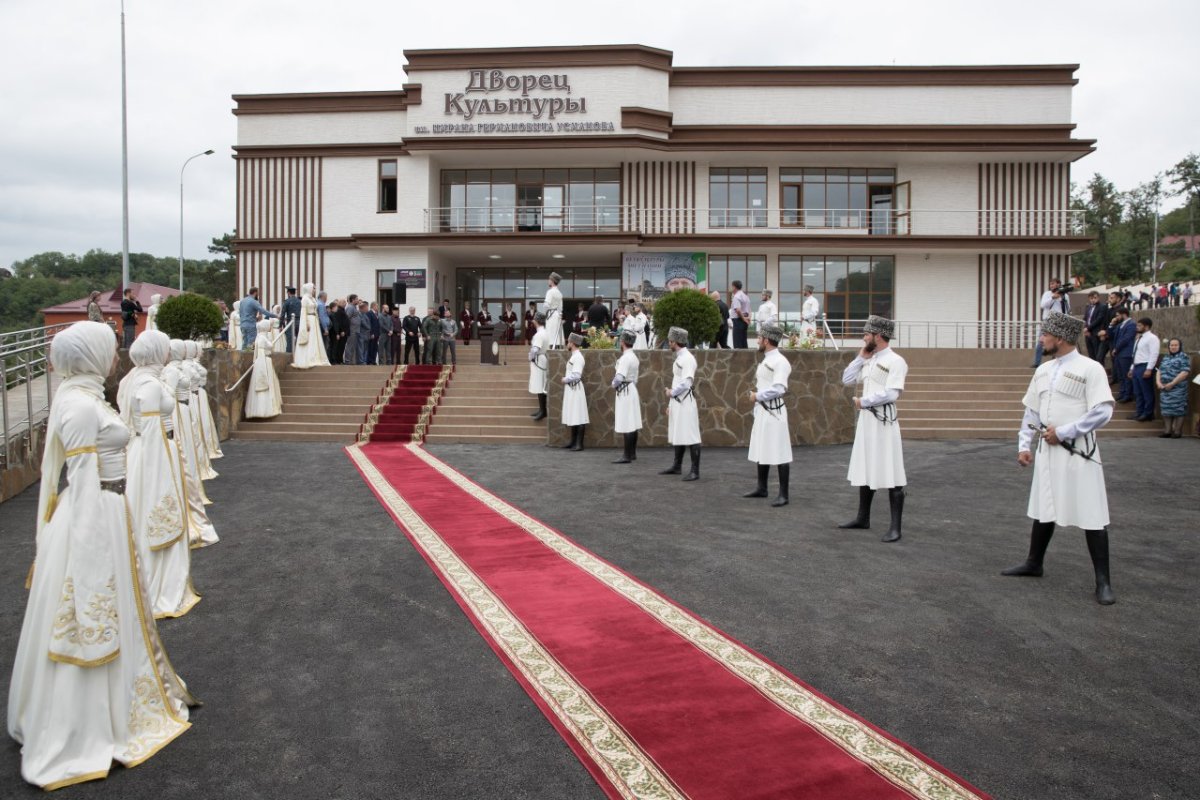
[{"xmin": 543, "ymin": 185, "xmax": 565, "ymax": 232}]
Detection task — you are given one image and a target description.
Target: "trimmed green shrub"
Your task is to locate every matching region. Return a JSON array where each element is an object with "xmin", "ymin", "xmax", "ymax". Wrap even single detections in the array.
[
  {"xmin": 156, "ymin": 293, "xmax": 224, "ymax": 341},
  {"xmin": 652, "ymin": 288, "xmax": 722, "ymax": 347}
]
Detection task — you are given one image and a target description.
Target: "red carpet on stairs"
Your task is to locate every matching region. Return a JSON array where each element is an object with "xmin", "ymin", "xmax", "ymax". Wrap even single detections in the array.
[
  {"xmin": 347, "ymin": 442, "xmax": 989, "ymax": 800},
  {"xmin": 367, "ymin": 366, "xmax": 444, "ymax": 442}
]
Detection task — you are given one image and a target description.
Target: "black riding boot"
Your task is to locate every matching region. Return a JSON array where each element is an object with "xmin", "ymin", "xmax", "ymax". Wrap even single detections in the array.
[
  {"xmin": 838, "ymin": 486, "xmax": 875, "ymax": 529},
  {"xmin": 628, "ymin": 431, "xmax": 638, "ymax": 461},
  {"xmin": 682, "ymin": 445, "xmax": 701, "ymax": 481},
  {"xmin": 570, "ymin": 425, "xmax": 585, "ymax": 452},
  {"xmin": 531, "ymin": 393, "xmax": 547, "ymax": 421},
  {"xmin": 744, "ymin": 464, "xmax": 770, "ymax": 498},
  {"xmin": 561, "ymin": 426, "xmax": 578, "ymax": 450},
  {"xmin": 659, "ymin": 446, "xmax": 685, "ymax": 475},
  {"xmin": 1085, "ymin": 529, "xmax": 1116, "ymax": 605},
  {"xmin": 613, "ymin": 433, "xmax": 634, "ymax": 464},
  {"xmin": 882, "ymin": 487, "xmax": 905, "ymax": 542},
  {"xmin": 1001, "ymin": 521, "xmax": 1055, "ymax": 576},
  {"xmin": 772, "ymin": 464, "xmax": 790, "ymax": 507}
]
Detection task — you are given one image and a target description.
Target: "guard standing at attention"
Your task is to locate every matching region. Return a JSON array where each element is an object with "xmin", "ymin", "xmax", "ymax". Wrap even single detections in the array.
[
  {"xmin": 560, "ymin": 332, "xmax": 589, "ymax": 451},
  {"xmin": 1003, "ymin": 311, "xmax": 1116, "ymax": 605},
  {"xmin": 611, "ymin": 329, "xmax": 642, "ymax": 464},
  {"xmin": 659, "ymin": 326, "xmax": 702, "ymax": 481},
  {"xmin": 528, "ymin": 312, "xmax": 549, "ymax": 421},
  {"xmin": 838, "ymin": 315, "xmax": 908, "ymax": 542},
  {"xmin": 545, "ymin": 272, "xmax": 564, "ymax": 348},
  {"xmin": 743, "ymin": 322, "xmax": 792, "ymax": 507}
]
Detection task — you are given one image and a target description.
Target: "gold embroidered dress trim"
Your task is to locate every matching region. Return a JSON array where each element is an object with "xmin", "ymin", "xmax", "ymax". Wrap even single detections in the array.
[
  {"xmin": 63, "ymin": 446, "xmax": 98, "ymax": 458},
  {"xmin": 397, "ymin": 442, "xmax": 985, "ymax": 800}
]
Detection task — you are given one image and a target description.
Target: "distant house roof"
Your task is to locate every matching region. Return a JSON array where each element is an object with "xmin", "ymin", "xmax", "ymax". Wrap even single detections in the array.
[
  {"xmin": 40, "ymin": 282, "xmax": 181, "ymax": 315},
  {"xmin": 1158, "ymin": 235, "xmax": 1200, "ymax": 251}
]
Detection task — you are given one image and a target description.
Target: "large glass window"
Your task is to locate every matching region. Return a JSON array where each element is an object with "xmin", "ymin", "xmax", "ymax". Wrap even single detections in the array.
[
  {"xmin": 709, "ymin": 168, "xmax": 767, "ymax": 228},
  {"xmin": 440, "ymin": 168, "xmax": 620, "ymax": 232},
  {"xmin": 779, "ymin": 255, "xmax": 894, "ymax": 327},
  {"xmin": 780, "ymin": 168, "xmax": 895, "ymax": 231},
  {"xmin": 457, "ymin": 266, "xmax": 622, "ymax": 321},
  {"xmin": 708, "ymin": 256, "xmax": 767, "ymax": 298}
]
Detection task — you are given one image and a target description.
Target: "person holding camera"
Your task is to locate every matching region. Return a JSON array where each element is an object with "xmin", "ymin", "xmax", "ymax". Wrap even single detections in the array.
[{"xmin": 1032, "ymin": 277, "xmax": 1071, "ymax": 368}]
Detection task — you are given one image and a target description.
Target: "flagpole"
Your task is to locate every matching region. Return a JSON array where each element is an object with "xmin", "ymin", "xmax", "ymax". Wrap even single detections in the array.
[{"xmin": 120, "ymin": 0, "xmax": 130, "ymax": 290}]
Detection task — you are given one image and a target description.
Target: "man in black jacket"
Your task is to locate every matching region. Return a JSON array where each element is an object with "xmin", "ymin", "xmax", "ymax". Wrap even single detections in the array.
[
  {"xmin": 280, "ymin": 286, "xmax": 302, "ymax": 353},
  {"xmin": 328, "ymin": 299, "xmax": 350, "ymax": 364},
  {"xmin": 120, "ymin": 288, "xmax": 142, "ymax": 349},
  {"xmin": 1083, "ymin": 290, "xmax": 1112, "ymax": 363},
  {"xmin": 586, "ymin": 296, "xmax": 611, "ymax": 331},
  {"xmin": 401, "ymin": 306, "xmax": 422, "ymax": 364}
]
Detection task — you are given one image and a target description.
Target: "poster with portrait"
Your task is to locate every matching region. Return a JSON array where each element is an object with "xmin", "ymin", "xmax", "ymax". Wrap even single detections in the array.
[{"xmin": 621, "ymin": 253, "xmax": 707, "ymax": 302}]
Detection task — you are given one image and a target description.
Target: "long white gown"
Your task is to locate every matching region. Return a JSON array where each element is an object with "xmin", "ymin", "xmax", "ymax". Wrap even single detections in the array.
[
  {"xmin": 187, "ymin": 343, "xmax": 224, "ymax": 460},
  {"xmin": 292, "ymin": 286, "xmax": 331, "ymax": 369},
  {"xmin": 245, "ymin": 321, "xmax": 283, "ymax": 419},
  {"xmin": 117, "ymin": 335, "xmax": 201, "ymax": 619},
  {"xmin": 8, "ymin": 322, "xmax": 192, "ymax": 791},
  {"xmin": 163, "ymin": 345, "xmax": 219, "ymax": 548},
  {"xmin": 270, "ymin": 306, "xmax": 286, "ymax": 354},
  {"xmin": 145, "ymin": 294, "xmax": 162, "ymax": 332},
  {"xmin": 172, "ymin": 350, "xmax": 217, "ymax": 483},
  {"xmin": 228, "ymin": 301, "xmax": 242, "ymax": 352}
]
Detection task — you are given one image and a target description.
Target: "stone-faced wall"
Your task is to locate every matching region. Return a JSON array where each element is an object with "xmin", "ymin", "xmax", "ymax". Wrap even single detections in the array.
[{"xmin": 545, "ymin": 349, "xmax": 858, "ymax": 448}]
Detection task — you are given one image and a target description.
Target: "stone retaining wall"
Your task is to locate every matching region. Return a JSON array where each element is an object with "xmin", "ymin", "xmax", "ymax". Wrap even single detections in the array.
[{"xmin": 545, "ymin": 349, "xmax": 858, "ymax": 448}]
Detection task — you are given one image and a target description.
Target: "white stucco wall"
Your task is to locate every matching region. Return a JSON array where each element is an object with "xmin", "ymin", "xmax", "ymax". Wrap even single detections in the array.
[
  {"xmin": 322, "ymin": 156, "xmax": 430, "ymax": 236},
  {"xmin": 324, "ymin": 247, "xmax": 431, "ymax": 312},
  {"xmin": 238, "ymin": 111, "xmax": 405, "ymax": 146},
  {"xmin": 669, "ymin": 86, "xmax": 1073, "ymax": 126},
  {"xmin": 894, "ymin": 252, "xmax": 979, "ymax": 346}
]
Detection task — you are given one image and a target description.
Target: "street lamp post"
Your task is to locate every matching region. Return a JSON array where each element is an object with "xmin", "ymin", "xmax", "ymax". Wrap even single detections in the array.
[{"xmin": 179, "ymin": 149, "xmax": 215, "ymax": 291}]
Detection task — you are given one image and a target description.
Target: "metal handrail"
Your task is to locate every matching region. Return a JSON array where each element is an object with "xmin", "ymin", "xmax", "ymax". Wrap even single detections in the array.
[
  {"xmin": 424, "ymin": 206, "xmax": 1088, "ymax": 236},
  {"xmin": 774, "ymin": 315, "xmax": 1044, "ymax": 349},
  {"xmin": 1, "ymin": 322, "xmax": 70, "ymax": 467}
]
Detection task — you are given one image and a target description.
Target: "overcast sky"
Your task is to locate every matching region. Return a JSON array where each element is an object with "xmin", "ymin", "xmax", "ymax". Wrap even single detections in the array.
[{"xmin": 1, "ymin": 0, "xmax": 1195, "ymax": 271}]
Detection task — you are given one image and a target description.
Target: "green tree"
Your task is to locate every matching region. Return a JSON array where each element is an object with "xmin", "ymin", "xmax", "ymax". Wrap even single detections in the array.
[
  {"xmin": 1167, "ymin": 153, "xmax": 1200, "ymax": 240},
  {"xmin": 1123, "ymin": 176, "xmax": 1165, "ymax": 280},
  {"xmin": 1079, "ymin": 174, "xmax": 1124, "ymax": 282}
]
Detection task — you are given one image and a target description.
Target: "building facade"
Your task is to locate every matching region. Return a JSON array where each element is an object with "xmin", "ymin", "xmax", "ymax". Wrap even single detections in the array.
[{"xmin": 232, "ymin": 45, "xmax": 1094, "ymax": 346}]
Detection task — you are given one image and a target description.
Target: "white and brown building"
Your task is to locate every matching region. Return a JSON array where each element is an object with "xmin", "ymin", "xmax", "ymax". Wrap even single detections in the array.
[{"xmin": 232, "ymin": 44, "xmax": 1094, "ymax": 345}]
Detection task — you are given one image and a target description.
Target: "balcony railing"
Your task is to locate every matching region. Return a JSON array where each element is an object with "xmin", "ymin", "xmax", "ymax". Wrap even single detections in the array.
[{"xmin": 424, "ymin": 206, "xmax": 1087, "ymax": 237}]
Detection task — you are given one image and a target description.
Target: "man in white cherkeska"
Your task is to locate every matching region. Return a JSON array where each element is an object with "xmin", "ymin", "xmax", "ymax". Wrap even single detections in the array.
[
  {"xmin": 838, "ymin": 315, "xmax": 908, "ymax": 543},
  {"xmin": 1003, "ymin": 311, "xmax": 1116, "ymax": 605},
  {"xmin": 801, "ymin": 285, "xmax": 820, "ymax": 337},
  {"xmin": 560, "ymin": 332, "xmax": 589, "ymax": 451},
  {"xmin": 544, "ymin": 272, "xmax": 564, "ymax": 349},
  {"xmin": 659, "ymin": 326, "xmax": 702, "ymax": 481},
  {"xmin": 756, "ymin": 289, "xmax": 778, "ymax": 333},
  {"xmin": 527, "ymin": 312, "xmax": 549, "ymax": 421},
  {"xmin": 743, "ymin": 322, "xmax": 792, "ymax": 507},
  {"xmin": 611, "ymin": 329, "xmax": 642, "ymax": 464}
]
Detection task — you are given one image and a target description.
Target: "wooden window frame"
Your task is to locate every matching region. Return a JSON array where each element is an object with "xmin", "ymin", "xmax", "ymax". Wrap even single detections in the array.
[{"xmin": 378, "ymin": 159, "xmax": 398, "ymax": 214}]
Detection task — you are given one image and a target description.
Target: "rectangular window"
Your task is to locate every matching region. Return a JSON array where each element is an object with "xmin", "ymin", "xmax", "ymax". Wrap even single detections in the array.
[
  {"xmin": 779, "ymin": 255, "xmax": 894, "ymax": 329},
  {"xmin": 378, "ymin": 160, "xmax": 398, "ymax": 213},
  {"xmin": 439, "ymin": 168, "xmax": 621, "ymax": 233},
  {"xmin": 779, "ymin": 168, "xmax": 895, "ymax": 231},
  {"xmin": 709, "ymin": 168, "xmax": 767, "ymax": 228},
  {"xmin": 709, "ymin": 255, "xmax": 767, "ymax": 297}
]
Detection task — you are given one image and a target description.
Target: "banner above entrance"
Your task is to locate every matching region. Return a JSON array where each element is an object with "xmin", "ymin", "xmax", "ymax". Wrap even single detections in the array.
[{"xmin": 622, "ymin": 253, "xmax": 707, "ymax": 302}]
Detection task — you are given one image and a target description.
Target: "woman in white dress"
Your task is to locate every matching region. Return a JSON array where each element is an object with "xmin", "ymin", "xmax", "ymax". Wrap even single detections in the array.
[
  {"xmin": 145, "ymin": 293, "xmax": 163, "ymax": 332},
  {"xmin": 117, "ymin": 331, "xmax": 201, "ymax": 619},
  {"xmin": 8, "ymin": 321, "xmax": 193, "ymax": 791},
  {"xmin": 186, "ymin": 341, "xmax": 223, "ymax": 460},
  {"xmin": 292, "ymin": 282, "xmax": 331, "ymax": 369},
  {"xmin": 228, "ymin": 300, "xmax": 242, "ymax": 352},
  {"xmin": 163, "ymin": 342, "xmax": 220, "ymax": 547},
  {"xmin": 245, "ymin": 319, "xmax": 283, "ymax": 419},
  {"xmin": 270, "ymin": 304, "xmax": 286, "ymax": 354},
  {"xmin": 167, "ymin": 343, "xmax": 217, "ymax": 483}
]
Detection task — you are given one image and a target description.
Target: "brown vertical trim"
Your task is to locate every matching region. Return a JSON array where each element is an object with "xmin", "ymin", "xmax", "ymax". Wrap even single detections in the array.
[
  {"xmin": 689, "ymin": 161, "xmax": 696, "ymax": 233},
  {"xmin": 317, "ymin": 158, "xmax": 324, "ymax": 238}
]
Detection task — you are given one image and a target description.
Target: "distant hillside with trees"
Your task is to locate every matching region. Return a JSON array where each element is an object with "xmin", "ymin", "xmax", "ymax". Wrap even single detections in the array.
[
  {"xmin": 1073, "ymin": 153, "xmax": 1200, "ymax": 286},
  {"xmin": 1, "ymin": 232, "xmax": 236, "ymax": 333}
]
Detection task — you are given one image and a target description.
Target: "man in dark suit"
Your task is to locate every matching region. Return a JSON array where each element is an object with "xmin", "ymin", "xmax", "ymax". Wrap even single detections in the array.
[
  {"xmin": 1083, "ymin": 290, "xmax": 1110, "ymax": 362},
  {"xmin": 1108, "ymin": 305, "xmax": 1136, "ymax": 402},
  {"xmin": 587, "ymin": 296, "xmax": 611, "ymax": 331},
  {"xmin": 280, "ymin": 286, "xmax": 302, "ymax": 353},
  {"xmin": 366, "ymin": 303, "xmax": 381, "ymax": 365},
  {"xmin": 710, "ymin": 290, "xmax": 730, "ymax": 348},
  {"xmin": 328, "ymin": 300, "xmax": 348, "ymax": 364},
  {"xmin": 401, "ymin": 306, "xmax": 422, "ymax": 364},
  {"xmin": 358, "ymin": 301, "xmax": 374, "ymax": 365}
]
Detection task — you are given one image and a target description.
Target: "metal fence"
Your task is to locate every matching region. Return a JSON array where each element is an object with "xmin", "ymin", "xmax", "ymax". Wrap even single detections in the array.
[
  {"xmin": 1, "ymin": 323, "xmax": 73, "ymax": 467},
  {"xmin": 774, "ymin": 315, "xmax": 1042, "ymax": 350}
]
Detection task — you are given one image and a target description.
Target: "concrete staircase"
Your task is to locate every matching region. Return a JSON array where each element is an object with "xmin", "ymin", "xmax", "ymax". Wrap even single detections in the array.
[
  {"xmin": 898, "ymin": 349, "xmax": 1158, "ymax": 440},
  {"xmin": 232, "ymin": 364, "xmax": 394, "ymax": 443},
  {"xmin": 425, "ymin": 352, "xmax": 544, "ymax": 445}
]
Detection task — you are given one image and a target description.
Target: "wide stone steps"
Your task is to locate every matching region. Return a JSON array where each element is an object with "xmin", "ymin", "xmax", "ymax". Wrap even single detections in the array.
[
  {"xmin": 231, "ymin": 364, "xmax": 395, "ymax": 442},
  {"xmin": 423, "ymin": 362, "xmax": 547, "ymax": 444}
]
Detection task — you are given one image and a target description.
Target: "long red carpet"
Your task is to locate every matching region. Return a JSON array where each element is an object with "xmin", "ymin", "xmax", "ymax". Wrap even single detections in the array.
[
  {"xmin": 368, "ymin": 365, "xmax": 443, "ymax": 442},
  {"xmin": 348, "ymin": 442, "xmax": 989, "ymax": 800}
]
